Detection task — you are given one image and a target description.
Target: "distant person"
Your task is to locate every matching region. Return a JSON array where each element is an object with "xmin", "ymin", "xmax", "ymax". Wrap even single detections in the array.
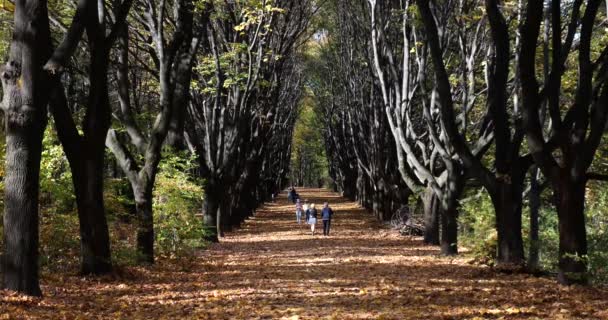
[
  {"xmin": 287, "ymin": 187, "xmax": 294, "ymax": 203},
  {"xmin": 321, "ymin": 202, "xmax": 334, "ymax": 236},
  {"xmin": 303, "ymin": 200, "xmax": 310, "ymax": 223},
  {"xmin": 307, "ymin": 203, "xmax": 318, "ymax": 235},
  {"xmin": 290, "ymin": 187, "xmax": 298, "ymax": 203},
  {"xmin": 295, "ymin": 199, "xmax": 303, "ymax": 224}
]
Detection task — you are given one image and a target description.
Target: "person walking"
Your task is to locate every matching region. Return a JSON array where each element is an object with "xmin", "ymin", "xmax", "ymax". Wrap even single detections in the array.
[
  {"xmin": 295, "ymin": 199, "xmax": 303, "ymax": 224},
  {"xmin": 287, "ymin": 187, "xmax": 294, "ymax": 203},
  {"xmin": 291, "ymin": 187, "xmax": 298, "ymax": 203},
  {"xmin": 307, "ymin": 203, "xmax": 318, "ymax": 235},
  {"xmin": 303, "ymin": 200, "xmax": 310, "ymax": 223},
  {"xmin": 321, "ymin": 202, "xmax": 334, "ymax": 236}
]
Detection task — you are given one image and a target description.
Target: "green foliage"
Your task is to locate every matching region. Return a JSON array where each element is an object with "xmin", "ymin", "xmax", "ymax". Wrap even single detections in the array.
[
  {"xmin": 40, "ymin": 127, "xmax": 75, "ymax": 213},
  {"xmin": 39, "ymin": 212, "xmax": 81, "ymax": 271},
  {"xmin": 459, "ymin": 180, "xmax": 608, "ymax": 285},
  {"xmin": 459, "ymin": 188, "xmax": 497, "ymax": 265},
  {"xmin": 105, "ymin": 178, "xmax": 135, "ymax": 219},
  {"xmin": 290, "ymin": 95, "xmax": 329, "ymax": 187},
  {"xmin": 153, "ymin": 151, "xmax": 207, "ymax": 257},
  {"xmin": 585, "ymin": 182, "xmax": 608, "ymax": 284}
]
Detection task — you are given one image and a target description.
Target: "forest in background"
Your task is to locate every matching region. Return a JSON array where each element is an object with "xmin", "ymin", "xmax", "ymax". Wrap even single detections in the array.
[
  {"xmin": 0, "ymin": 0, "xmax": 607, "ymax": 299},
  {"xmin": 307, "ymin": 0, "xmax": 608, "ymax": 286}
]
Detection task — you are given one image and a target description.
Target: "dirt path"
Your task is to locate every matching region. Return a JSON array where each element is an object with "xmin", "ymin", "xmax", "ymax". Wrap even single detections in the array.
[{"xmin": 2, "ymin": 188, "xmax": 608, "ymax": 319}]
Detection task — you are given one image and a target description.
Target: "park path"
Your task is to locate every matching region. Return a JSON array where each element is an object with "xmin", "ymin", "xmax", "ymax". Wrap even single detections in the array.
[{"xmin": 2, "ymin": 188, "xmax": 608, "ymax": 319}]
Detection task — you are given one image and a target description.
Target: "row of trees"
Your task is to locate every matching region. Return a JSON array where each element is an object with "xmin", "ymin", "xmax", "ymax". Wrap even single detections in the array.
[
  {"xmin": 312, "ymin": 0, "xmax": 608, "ymax": 285},
  {"xmin": 0, "ymin": 0, "xmax": 315, "ymax": 296}
]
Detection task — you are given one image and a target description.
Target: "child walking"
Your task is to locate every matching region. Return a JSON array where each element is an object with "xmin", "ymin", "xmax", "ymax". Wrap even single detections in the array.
[
  {"xmin": 303, "ymin": 200, "xmax": 309, "ymax": 223},
  {"xmin": 307, "ymin": 203, "xmax": 318, "ymax": 235},
  {"xmin": 295, "ymin": 199, "xmax": 303, "ymax": 224}
]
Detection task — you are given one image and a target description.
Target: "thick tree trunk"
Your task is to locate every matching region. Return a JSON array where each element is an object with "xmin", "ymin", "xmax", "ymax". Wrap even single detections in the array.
[
  {"xmin": 134, "ymin": 188, "xmax": 154, "ymax": 264},
  {"xmin": 203, "ymin": 187, "xmax": 220, "ymax": 242},
  {"xmin": 422, "ymin": 187, "xmax": 440, "ymax": 245},
  {"xmin": 440, "ymin": 206, "xmax": 458, "ymax": 255},
  {"xmin": 439, "ymin": 168, "xmax": 464, "ymax": 256},
  {"xmin": 2, "ymin": 110, "xmax": 46, "ymax": 296},
  {"xmin": 342, "ymin": 171, "xmax": 357, "ymax": 200},
  {"xmin": 491, "ymin": 176, "xmax": 525, "ymax": 267},
  {"xmin": 555, "ymin": 177, "xmax": 588, "ymax": 284},
  {"xmin": 1, "ymin": 0, "xmax": 52, "ymax": 296},
  {"xmin": 77, "ymin": 41, "xmax": 113, "ymax": 273},
  {"xmin": 74, "ymin": 165, "xmax": 112, "ymax": 273}
]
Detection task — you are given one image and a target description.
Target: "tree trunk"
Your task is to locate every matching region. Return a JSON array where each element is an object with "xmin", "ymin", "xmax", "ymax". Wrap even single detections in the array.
[
  {"xmin": 491, "ymin": 176, "xmax": 525, "ymax": 267},
  {"xmin": 342, "ymin": 171, "xmax": 357, "ymax": 200},
  {"xmin": 554, "ymin": 177, "xmax": 588, "ymax": 284},
  {"xmin": 439, "ymin": 167, "xmax": 464, "ymax": 256},
  {"xmin": 2, "ymin": 108, "xmax": 46, "ymax": 296},
  {"xmin": 528, "ymin": 165, "xmax": 541, "ymax": 271},
  {"xmin": 372, "ymin": 179, "xmax": 387, "ymax": 221},
  {"xmin": 1, "ymin": 0, "xmax": 52, "ymax": 296},
  {"xmin": 134, "ymin": 188, "xmax": 154, "ymax": 264},
  {"xmin": 203, "ymin": 186, "xmax": 220, "ymax": 242},
  {"xmin": 78, "ymin": 41, "xmax": 113, "ymax": 273},
  {"xmin": 422, "ymin": 187, "xmax": 440, "ymax": 245},
  {"xmin": 440, "ymin": 206, "xmax": 458, "ymax": 255},
  {"xmin": 75, "ymin": 164, "xmax": 112, "ymax": 273}
]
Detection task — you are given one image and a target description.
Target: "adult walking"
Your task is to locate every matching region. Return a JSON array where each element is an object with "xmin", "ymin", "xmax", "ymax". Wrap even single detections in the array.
[
  {"xmin": 287, "ymin": 187, "xmax": 294, "ymax": 203},
  {"xmin": 307, "ymin": 203, "xmax": 318, "ymax": 235},
  {"xmin": 288, "ymin": 187, "xmax": 298, "ymax": 204},
  {"xmin": 321, "ymin": 202, "xmax": 334, "ymax": 236},
  {"xmin": 295, "ymin": 199, "xmax": 303, "ymax": 224}
]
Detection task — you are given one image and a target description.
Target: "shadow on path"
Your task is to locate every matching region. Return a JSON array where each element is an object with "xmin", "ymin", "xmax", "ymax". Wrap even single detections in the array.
[{"xmin": 1, "ymin": 188, "xmax": 607, "ymax": 319}]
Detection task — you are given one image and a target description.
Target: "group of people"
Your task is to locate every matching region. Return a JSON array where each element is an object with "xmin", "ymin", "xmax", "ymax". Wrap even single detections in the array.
[{"xmin": 295, "ymin": 199, "xmax": 334, "ymax": 236}]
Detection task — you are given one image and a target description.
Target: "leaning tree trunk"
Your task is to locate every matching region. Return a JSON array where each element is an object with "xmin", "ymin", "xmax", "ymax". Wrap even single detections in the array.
[
  {"xmin": 422, "ymin": 187, "xmax": 440, "ymax": 245},
  {"xmin": 0, "ymin": 0, "xmax": 52, "ymax": 296},
  {"xmin": 77, "ymin": 43, "xmax": 113, "ymax": 274},
  {"xmin": 554, "ymin": 176, "xmax": 588, "ymax": 284}
]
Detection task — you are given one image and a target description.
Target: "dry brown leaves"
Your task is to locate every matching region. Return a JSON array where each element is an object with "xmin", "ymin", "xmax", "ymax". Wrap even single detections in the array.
[{"xmin": 1, "ymin": 188, "xmax": 607, "ymax": 319}]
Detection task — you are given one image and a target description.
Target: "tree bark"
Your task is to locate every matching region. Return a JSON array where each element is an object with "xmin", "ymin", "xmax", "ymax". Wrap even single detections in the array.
[
  {"xmin": 440, "ymin": 206, "xmax": 458, "ymax": 255},
  {"xmin": 202, "ymin": 185, "xmax": 221, "ymax": 243},
  {"xmin": 439, "ymin": 167, "xmax": 464, "ymax": 256},
  {"xmin": 422, "ymin": 187, "xmax": 440, "ymax": 245},
  {"xmin": 134, "ymin": 187, "xmax": 154, "ymax": 264},
  {"xmin": 490, "ymin": 172, "xmax": 526, "ymax": 266},
  {"xmin": 528, "ymin": 165, "xmax": 541, "ymax": 271},
  {"xmin": 554, "ymin": 177, "xmax": 588, "ymax": 284},
  {"xmin": 1, "ymin": 0, "xmax": 52, "ymax": 296}
]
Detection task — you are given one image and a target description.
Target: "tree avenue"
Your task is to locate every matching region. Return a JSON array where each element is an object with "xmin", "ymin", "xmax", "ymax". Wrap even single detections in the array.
[{"xmin": 0, "ymin": 0, "xmax": 607, "ymax": 300}]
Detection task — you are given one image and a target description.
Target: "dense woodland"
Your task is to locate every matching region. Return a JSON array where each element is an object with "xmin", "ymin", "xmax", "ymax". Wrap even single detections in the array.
[{"xmin": 0, "ymin": 0, "xmax": 607, "ymax": 300}]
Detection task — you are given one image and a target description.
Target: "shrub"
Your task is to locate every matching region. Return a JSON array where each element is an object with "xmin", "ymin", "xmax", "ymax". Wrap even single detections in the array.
[
  {"xmin": 459, "ymin": 188, "xmax": 497, "ymax": 265},
  {"xmin": 40, "ymin": 127, "xmax": 75, "ymax": 213},
  {"xmin": 153, "ymin": 151, "xmax": 207, "ymax": 257}
]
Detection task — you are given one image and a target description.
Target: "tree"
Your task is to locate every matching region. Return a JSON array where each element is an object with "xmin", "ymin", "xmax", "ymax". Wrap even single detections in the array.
[
  {"xmin": 0, "ymin": 0, "xmax": 53, "ymax": 296},
  {"xmin": 519, "ymin": 0, "xmax": 608, "ymax": 284},
  {"xmin": 46, "ymin": 0, "xmax": 133, "ymax": 274},
  {"xmin": 106, "ymin": 0, "xmax": 202, "ymax": 263},
  {"xmin": 186, "ymin": 0, "xmax": 315, "ymax": 240}
]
